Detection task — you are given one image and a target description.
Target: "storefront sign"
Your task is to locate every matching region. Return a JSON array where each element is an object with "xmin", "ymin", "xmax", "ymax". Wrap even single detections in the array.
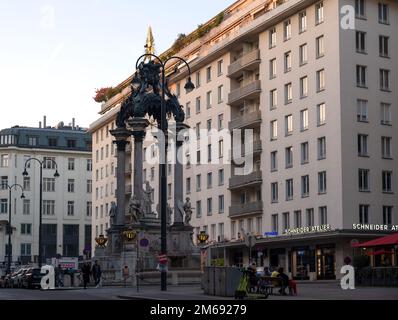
[
  {"xmin": 285, "ymin": 224, "xmax": 331, "ymax": 235},
  {"xmin": 264, "ymin": 231, "xmax": 278, "ymax": 237},
  {"xmin": 352, "ymin": 224, "xmax": 398, "ymax": 231}
]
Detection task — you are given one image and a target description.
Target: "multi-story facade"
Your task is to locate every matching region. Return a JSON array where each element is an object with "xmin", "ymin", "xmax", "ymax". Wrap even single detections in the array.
[
  {"xmin": 90, "ymin": 0, "xmax": 397, "ymax": 280},
  {"xmin": 0, "ymin": 119, "xmax": 92, "ymax": 271}
]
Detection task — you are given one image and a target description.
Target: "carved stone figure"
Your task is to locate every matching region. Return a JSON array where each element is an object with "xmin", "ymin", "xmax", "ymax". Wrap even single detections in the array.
[
  {"xmin": 183, "ymin": 197, "xmax": 193, "ymax": 225},
  {"xmin": 128, "ymin": 196, "xmax": 142, "ymax": 224},
  {"xmin": 109, "ymin": 202, "xmax": 117, "ymax": 226},
  {"xmin": 143, "ymin": 181, "xmax": 154, "ymax": 216},
  {"xmin": 166, "ymin": 203, "xmax": 173, "ymax": 225}
]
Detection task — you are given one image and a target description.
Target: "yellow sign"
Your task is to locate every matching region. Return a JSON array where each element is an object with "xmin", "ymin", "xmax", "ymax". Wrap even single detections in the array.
[{"xmin": 123, "ymin": 230, "xmax": 137, "ymax": 242}]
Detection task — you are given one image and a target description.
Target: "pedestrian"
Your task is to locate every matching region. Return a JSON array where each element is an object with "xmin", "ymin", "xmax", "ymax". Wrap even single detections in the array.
[
  {"xmin": 55, "ymin": 264, "xmax": 64, "ymax": 287},
  {"xmin": 277, "ymin": 267, "xmax": 289, "ymax": 295},
  {"xmin": 81, "ymin": 262, "xmax": 91, "ymax": 289},
  {"xmin": 91, "ymin": 260, "xmax": 102, "ymax": 288}
]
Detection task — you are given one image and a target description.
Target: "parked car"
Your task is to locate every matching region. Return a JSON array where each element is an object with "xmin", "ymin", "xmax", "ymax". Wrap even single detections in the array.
[
  {"xmin": 22, "ymin": 268, "xmax": 43, "ymax": 289},
  {"xmin": 11, "ymin": 268, "xmax": 29, "ymax": 288}
]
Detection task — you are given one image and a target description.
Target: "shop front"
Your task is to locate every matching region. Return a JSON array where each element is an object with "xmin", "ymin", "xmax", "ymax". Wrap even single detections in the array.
[
  {"xmin": 316, "ymin": 244, "xmax": 336, "ymax": 280},
  {"xmin": 290, "ymin": 246, "xmax": 315, "ymax": 280}
]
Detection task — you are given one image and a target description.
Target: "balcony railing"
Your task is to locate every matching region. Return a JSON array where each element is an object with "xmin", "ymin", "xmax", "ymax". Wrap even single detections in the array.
[
  {"xmin": 229, "ymin": 110, "xmax": 261, "ymax": 130},
  {"xmin": 229, "ymin": 201, "xmax": 263, "ymax": 218},
  {"xmin": 228, "ymin": 80, "xmax": 261, "ymax": 106},
  {"xmin": 228, "ymin": 49, "xmax": 261, "ymax": 78},
  {"xmin": 229, "ymin": 170, "xmax": 262, "ymax": 189}
]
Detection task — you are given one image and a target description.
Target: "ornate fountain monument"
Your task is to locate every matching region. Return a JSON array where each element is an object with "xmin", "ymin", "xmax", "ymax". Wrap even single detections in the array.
[{"xmin": 94, "ymin": 58, "xmax": 200, "ymax": 286}]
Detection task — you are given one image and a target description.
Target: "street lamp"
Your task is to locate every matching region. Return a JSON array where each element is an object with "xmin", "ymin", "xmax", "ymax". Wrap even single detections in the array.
[
  {"xmin": 1, "ymin": 183, "xmax": 25, "ymax": 274},
  {"xmin": 134, "ymin": 53, "xmax": 194, "ymax": 291},
  {"xmin": 23, "ymin": 157, "xmax": 60, "ymax": 268}
]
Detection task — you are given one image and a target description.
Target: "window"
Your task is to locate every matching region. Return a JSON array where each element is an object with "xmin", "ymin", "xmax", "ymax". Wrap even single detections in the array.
[
  {"xmin": 105, "ymin": 145, "xmax": 109, "ymax": 158},
  {"xmin": 301, "ymin": 142, "xmax": 309, "ymax": 164},
  {"xmin": 318, "ymin": 171, "xmax": 327, "ymax": 194},
  {"xmin": 270, "ymin": 89, "xmax": 277, "ymax": 109},
  {"xmin": 285, "ymin": 147, "xmax": 293, "ymax": 168},
  {"xmin": 356, "ymin": 31, "xmax": 366, "ymax": 53},
  {"xmin": 270, "ymin": 58, "xmax": 277, "ymax": 78},
  {"xmin": 306, "ymin": 209, "xmax": 315, "ymax": 227},
  {"xmin": 207, "ymin": 172, "xmax": 212, "ymax": 189},
  {"xmin": 68, "ymin": 158, "xmax": 75, "ymax": 171},
  {"xmin": 20, "ymin": 223, "xmax": 32, "ymax": 235},
  {"xmin": 67, "ymin": 139, "xmax": 76, "ymax": 148},
  {"xmin": 317, "ymin": 103, "xmax": 326, "ymax": 126},
  {"xmin": 206, "ymin": 66, "xmax": 212, "ymax": 82},
  {"xmin": 196, "ymin": 174, "xmax": 201, "ymax": 191},
  {"xmin": 270, "ymin": 120, "xmax": 278, "ymax": 140},
  {"xmin": 196, "ymin": 123, "xmax": 201, "ymax": 140},
  {"xmin": 282, "ymin": 212, "xmax": 290, "ymax": 232},
  {"xmin": 315, "ymin": 2, "xmax": 324, "ymax": 24},
  {"xmin": 207, "ymin": 198, "xmax": 212, "ymax": 216},
  {"xmin": 271, "ymin": 214, "xmax": 279, "ymax": 233},
  {"xmin": 0, "ymin": 176, "xmax": 7, "ymax": 189},
  {"xmin": 256, "ymin": 217, "xmax": 262, "ymax": 235},
  {"xmin": 383, "ymin": 206, "xmax": 393, "ymax": 225},
  {"xmin": 43, "ymin": 157, "xmax": 56, "ymax": 169},
  {"xmin": 0, "ymin": 199, "xmax": 7, "ymax": 214},
  {"xmin": 382, "ymin": 171, "xmax": 392, "ymax": 193},
  {"xmin": 186, "ymin": 177, "xmax": 191, "ymax": 194},
  {"xmin": 286, "ymin": 179, "xmax": 293, "ymax": 200},
  {"xmin": 271, "ymin": 151, "xmax": 278, "ymax": 172},
  {"xmin": 300, "ymin": 76, "xmax": 308, "ymax": 98},
  {"xmin": 196, "ymin": 97, "xmax": 201, "ymax": 113},
  {"xmin": 285, "ymin": 83, "xmax": 292, "ymax": 104},
  {"xmin": 206, "ymin": 119, "xmax": 212, "ymax": 134},
  {"xmin": 355, "ymin": 0, "xmax": 366, "ymax": 18},
  {"xmin": 67, "ymin": 179, "xmax": 75, "ymax": 193},
  {"xmin": 196, "ymin": 72, "xmax": 201, "ymax": 88},
  {"xmin": 43, "ymin": 200, "xmax": 55, "ymax": 215},
  {"xmin": 175, "ymin": 83, "xmax": 181, "ymax": 98},
  {"xmin": 218, "ymin": 85, "xmax": 224, "ymax": 103},
  {"xmin": 186, "ymin": 102, "xmax": 191, "ymax": 119},
  {"xmin": 23, "ymin": 199, "xmax": 30, "ymax": 215},
  {"xmin": 294, "ymin": 211, "xmax": 302, "ymax": 228},
  {"xmin": 284, "ymin": 51, "xmax": 292, "ymax": 72},
  {"xmin": 381, "ymin": 103, "xmax": 391, "ymax": 125},
  {"xmin": 206, "ymin": 91, "xmax": 212, "ymax": 108},
  {"xmin": 210, "ymin": 224, "xmax": 216, "ymax": 241},
  {"xmin": 218, "ymin": 139, "xmax": 224, "ymax": 158},
  {"xmin": 357, "ymin": 99, "xmax": 368, "ymax": 122},
  {"xmin": 217, "ymin": 60, "xmax": 223, "ymax": 76},
  {"xmin": 359, "ymin": 169, "xmax": 370, "ymax": 191},
  {"xmin": 359, "ymin": 205, "xmax": 369, "ymax": 224},
  {"xmin": 197, "ymin": 149, "xmax": 201, "ymax": 164},
  {"xmin": 283, "ymin": 20, "xmax": 291, "ymax": 40},
  {"xmin": 380, "ymin": 69, "xmax": 390, "ymax": 91},
  {"xmin": 319, "ymin": 206, "xmax": 327, "ymax": 225},
  {"xmin": 28, "ymin": 136, "xmax": 37, "ymax": 146},
  {"xmin": 43, "ymin": 178, "xmax": 55, "ymax": 192},
  {"xmin": 87, "ymin": 179, "xmax": 92, "ymax": 193},
  {"xmin": 379, "ymin": 36, "xmax": 389, "ymax": 57},
  {"xmin": 87, "ymin": 159, "xmax": 92, "ymax": 171},
  {"xmin": 356, "ymin": 65, "xmax": 367, "ymax": 87},
  {"xmin": 316, "ymin": 69, "xmax": 325, "ymax": 91},
  {"xmin": 378, "ymin": 3, "xmax": 389, "ymax": 24},
  {"xmin": 358, "ymin": 134, "xmax": 368, "ymax": 157},
  {"xmin": 86, "ymin": 202, "xmax": 92, "ymax": 217},
  {"xmin": 299, "ymin": 43, "xmax": 308, "ymax": 65},
  {"xmin": 0, "ymin": 154, "xmax": 9, "ymax": 167},
  {"xmin": 218, "ymin": 114, "xmax": 224, "ymax": 130},
  {"xmin": 316, "ymin": 35, "xmax": 325, "ymax": 58},
  {"xmin": 95, "ymin": 150, "xmax": 99, "ymax": 163},
  {"xmin": 300, "ymin": 109, "xmax": 309, "ymax": 131},
  {"xmin": 271, "ymin": 182, "xmax": 278, "ymax": 203},
  {"xmin": 218, "ymin": 195, "xmax": 224, "ymax": 214},
  {"xmin": 301, "ymin": 175, "xmax": 310, "ymax": 197},
  {"xmin": 22, "ymin": 176, "xmax": 30, "ymax": 191},
  {"xmin": 382, "ymin": 137, "xmax": 392, "ymax": 159},
  {"xmin": 299, "ymin": 11, "xmax": 307, "ymax": 32},
  {"xmin": 167, "ymin": 183, "xmax": 172, "ymax": 200},
  {"xmin": 48, "ymin": 138, "xmax": 57, "ymax": 147},
  {"xmin": 318, "ymin": 137, "xmax": 326, "ymax": 160},
  {"xmin": 67, "ymin": 201, "xmax": 74, "ymax": 216},
  {"xmin": 21, "ymin": 243, "xmax": 31, "ymax": 256},
  {"xmin": 218, "ymin": 169, "xmax": 224, "ymax": 186},
  {"xmin": 269, "ymin": 28, "xmax": 276, "ymax": 48},
  {"xmin": 285, "ymin": 115, "xmax": 293, "ymax": 136}
]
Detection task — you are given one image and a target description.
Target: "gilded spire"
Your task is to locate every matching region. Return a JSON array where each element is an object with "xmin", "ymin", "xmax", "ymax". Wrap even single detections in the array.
[{"xmin": 144, "ymin": 25, "xmax": 155, "ymax": 60}]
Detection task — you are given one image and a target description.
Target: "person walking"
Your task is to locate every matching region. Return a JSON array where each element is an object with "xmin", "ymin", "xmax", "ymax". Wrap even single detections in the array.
[
  {"xmin": 92, "ymin": 260, "xmax": 102, "ymax": 288},
  {"xmin": 277, "ymin": 267, "xmax": 289, "ymax": 295},
  {"xmin": 81, "ymin": 262, "xmax": 91, "ymax": 289}
]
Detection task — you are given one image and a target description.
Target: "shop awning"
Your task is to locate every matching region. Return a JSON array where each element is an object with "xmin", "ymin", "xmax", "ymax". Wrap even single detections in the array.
[{"xmin": 352, "ymin": 233, "xmax": 398, "ymax": 248}]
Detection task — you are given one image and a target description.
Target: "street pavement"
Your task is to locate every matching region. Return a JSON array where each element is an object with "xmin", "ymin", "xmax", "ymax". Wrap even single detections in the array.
[{"xmin": 0, "ymin": 283, "xmax": 397, "ymax": 300}]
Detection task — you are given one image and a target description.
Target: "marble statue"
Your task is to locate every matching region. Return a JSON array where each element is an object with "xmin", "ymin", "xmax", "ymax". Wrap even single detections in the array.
[
  {"xmin": 183, "ymin": 197, "xmax": 193, "ymax": 225},
  {"xmin": 109, "ymin": 201, "xmax": 117, "ymax": 226},
  {"xmin": 143, "ymin": 181, "xmax": 154, "ymax": 216},
  {"xmin": 128, "ymin": 196, "xmax": 142, "ymax": 224}
]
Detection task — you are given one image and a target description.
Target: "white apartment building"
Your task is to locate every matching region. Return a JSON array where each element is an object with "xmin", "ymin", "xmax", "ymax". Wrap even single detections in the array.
[
  {"xmin": 90, "ymin": 0, "xmax": 397, "ymax": 280},
  {"xmin": 0, "ymin": 119, "xmax": 92, "ymax": 271}
]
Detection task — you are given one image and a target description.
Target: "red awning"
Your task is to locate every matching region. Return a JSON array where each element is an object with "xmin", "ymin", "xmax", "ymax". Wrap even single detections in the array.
[{"xmin": 352, "ymin": 233, "xmax": 398, "ymax": 248}]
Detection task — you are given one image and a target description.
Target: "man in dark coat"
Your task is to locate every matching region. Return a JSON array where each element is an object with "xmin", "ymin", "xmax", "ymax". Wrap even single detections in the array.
[
  {"xmin": 92, "ymin": 260, "xmax": 102, "ymax": 288},
  {"xmin": 81, "ymin": 262, "xmax": 91, "ymax": 289}
]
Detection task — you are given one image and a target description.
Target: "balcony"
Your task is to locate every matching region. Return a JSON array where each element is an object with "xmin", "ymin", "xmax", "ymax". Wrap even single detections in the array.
[
  {"xmin": 229, "ymin": 110, "xmax": 261, "ymax": 130},
  {"xmin": 229, "ymin": 201, "xmax": 263, "ymax": 218},
  {"xmin": 228, "ymin": 80, "xmax": 261, "ymax": 106},
  {"xmin": 229, "ymin": 170, "xmax": 262, "ymax": 190},
  {"xmin": 228, "ymin": 49, "xmax": 261, "ymax": 78},
  {"xmin": 229, "ymin": 140, "xmax": 262, "ymax": 162}
]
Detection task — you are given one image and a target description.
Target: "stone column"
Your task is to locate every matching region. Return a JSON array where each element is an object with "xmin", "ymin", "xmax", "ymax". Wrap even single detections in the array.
[
  {"xmin": 128, "ymin": 118, "xmax": 149, "ymax": 207},
  {"xmin": 173, "ymin": 122, "xmax": 190, "ymax": 226},
  {"xmin": 110, "ymin": 127, "xmax": 131, "ymax": 227}
]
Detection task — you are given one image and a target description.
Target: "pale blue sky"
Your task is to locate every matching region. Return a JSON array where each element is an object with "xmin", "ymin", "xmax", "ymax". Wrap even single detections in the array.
[{"xmin": 0, "ymin": 0, "xmax": 234, "ymax": 129}]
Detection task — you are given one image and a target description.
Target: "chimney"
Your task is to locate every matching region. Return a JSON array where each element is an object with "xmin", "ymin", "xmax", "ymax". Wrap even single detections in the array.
[
  {"xmin": 39, "ymin": 121, "xmax": 42, "ymax": 128},
  {"xmin": 43, "ymin": 116, "xmax": 47, "ymax": 128},
  {"xmin": 72, "ymin": 118, "xmax": 76, "ymax": 130}
]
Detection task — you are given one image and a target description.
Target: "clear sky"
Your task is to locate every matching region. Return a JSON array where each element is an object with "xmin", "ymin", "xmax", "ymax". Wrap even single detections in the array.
[{"xmin": 0, "ymin": 0, "xmax": 234, "ymax": 130}]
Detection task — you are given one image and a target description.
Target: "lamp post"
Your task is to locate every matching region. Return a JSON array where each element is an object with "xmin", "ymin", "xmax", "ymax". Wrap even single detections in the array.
[
  {"xmin": 1, "ymin": 183, "xmax": 25, "ymax": 274},
  {"xmin": 134, "ymin": 53, "xmax": 194, "ymax": 291},
  {"xmin": 23, "ymin": 158, "xmax": 60, "ymax": 268}
]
